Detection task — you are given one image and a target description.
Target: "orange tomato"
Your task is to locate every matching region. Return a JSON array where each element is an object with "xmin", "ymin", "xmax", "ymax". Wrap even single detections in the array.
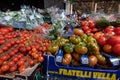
[
  {"xmin": 103, "ymin": 44, "xmax": 112, "ymax": 53},
  {"xmin": 89, "ymin": 55, "xmax": 97, "ymax": 66},
  {"xmin": 74, "ymin": 29, "xmax": 84, "ymax": 36}
]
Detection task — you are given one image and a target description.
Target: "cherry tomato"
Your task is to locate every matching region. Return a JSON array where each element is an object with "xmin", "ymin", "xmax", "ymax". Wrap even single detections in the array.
[
  {"xmin": 1, "ymin": 64, "xmax": 9, "ymax": 72},
  {"xmin": 18, "ymin": 60, "xmax": 25, "ymax": 66},
  {"xmin": 0, "ymin": 59, "xmax": 3, "ymax": 66},
  {"xmin": 18, "ymin": 65, "xmax": 26, "ymax": 73},
  {"xmin": 0, "ymin": 50, "xmax": 3, "ymax": 54},
  {"xmin": 12, "ymin": 57, "xmax": 18, "ymax": 62},
  {"xmin": 10, "ymin": 66, "xmax": 17, "ymax": 72},
  {"xmin": 38, "ymin": 56, "xmax": 44, "ymax": 62},
  {"xmin": 29, "ymin": 60, "xmax": 35, "ymax": 66},
  {"xmin": 8, "ymin": 61, "xmax": 15, "ymax": 67},
  {"xmin": 1, "ymin": 56, "xmax": 8, "ymax": 61}
]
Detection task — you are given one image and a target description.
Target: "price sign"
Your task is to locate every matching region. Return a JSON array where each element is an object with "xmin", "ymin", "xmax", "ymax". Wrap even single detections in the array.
[{"xmin": 13, "ymin": 21, "xmax": 26, "ymax": 29}]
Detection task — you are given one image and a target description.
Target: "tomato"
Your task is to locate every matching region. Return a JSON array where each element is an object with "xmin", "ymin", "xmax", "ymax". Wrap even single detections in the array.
[
  {"xmin": 12, "ymin": 57, "xmax": 18, "ymax": 62},
  {"xmin": 89, "ymin": 55, "xmax": 97, "ymax": 66},
  {"xmin": 7, "ymin": 27, "xmax": 14, "ymax": 32},
  {"xmin": 9, "ymin": 52, "xmax": 15, "ymax": 56},
  {"xmin": 47, "ymin": 43, "xmax": 59, "ymax": 55},
  {"xmin": 6, "ymin": 55, "xmax": 10, "ymax": 60},
  {"xmin": 1, "ymin": 64, "xmax": 9, "ymax": 72},
  {"xmin": 1, "ymin": 56, "xmax": 8, "ymax": 61},
  {"xmin": 114, "ymin": 27, "xmax": 120, "ymax": 35},
  {"xmin": 10, "ymin": 41, "xmax": 16, "ymax": 45},
  {"xmin": 74, "ymin": 44, "xmax": 88, "ymax": 54},
  {"xmin": 6, "ymin": 43, "xmax": 11, "ymax": 48},
  {"xmin": 18, "ymin": 60, "xmax": 25, "ymax": 66},
  {"xmin": 8, "ymin": 61, "xmax": 15, "ymax": 67},
  {"xmin": 0, "ymin": 50, "xmax": 3, "ymax": 54},
  {"xmin": 19, "ymin": 47, "xmax": 27, "ymax": 53},
  {"xmin": 14, "ymin": 49, "xmax": 18, "ymax": 53},
  {"xmin": 0, "ymin": 36, "xmax": 5, "ymax": 40},
  {"xmin": 0, "ymin": 40, "xmax": 5, "ymax": 44},
  {"xmin": 82, "ymin": 26, "xmax": 90, "ymax": 31},
  {"xmin": 2, "ymin": 46, "xmax": 8, "ymax": 51},
  {"xmin": 89, "ymin": 22, "xmax": 95, "ymax": 28},
  {"xmin": 26, "ymin": 46, "xmax": 31, "ymax": 51},
  {"xmin": 97, "ymin": 36, "xmax": 106, "ymax": 46},
  {"xmin": 38, "ymin": 56, "xmax": 44, "ymax": 62},
  {"xmin": 17, "ymin": 54, "xmax": 24, "ymax": 59},
  {"xmin": 18, "ymin": 65, "xmax": 26, "ymax": 73},
  {"xmin": 104, "ymin": 27, "xmax": 114, "ymax": 33},
  {"xmin": 96, "ymin": 54, "xmax": 106, "ymax": 65},
  {"xmin": 72, "ymin": 53, "xmax": 80, "ymax": 61},
  {"xmin": 0, "ymin": 59, "xmax": 3, "ymax": 66},
  {"xmin": 74, "ymin": 29, "xmax": 84, "ymax": 36},
  {"xmin": 103, "ymin": 44, "xmax": 112, "ymax": 53},
  {"xmin": 81, "ymin": 20, "xmax": 89, "ymax": 26},
  {"xmin": 112, "ymin": 44, "xmax": 120, "ymax": 56},
  {"xmin": 91, "ymin": 28, "xmax": 98, "ymax": 32},
  {"xmin": 33, "ymin": 54, "xmax": 39, "ymax": 59},
  {"xmin": 107, "ymin": 35, "xmax": 120, "ymax": 46},
  {"xmin": 69, "ymin": 35, "xmax": 81, "ymax": 44},
  {"xmin": 29, "ymin": 60, "xmax": 35, "ymax": 66},
  {"xmin": 10, "ymin": 66, "xmax": 17, "ymax": 72},
  {"xmin": 93, "ymin": 32, "xmax": 103, "ymax": 40}
]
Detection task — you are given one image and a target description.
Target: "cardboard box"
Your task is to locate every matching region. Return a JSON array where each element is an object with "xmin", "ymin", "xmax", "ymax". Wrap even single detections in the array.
[
  {"xmin": 0, "ymin": 63, "xmax": 43, "ymax": 80},
  {"xmin": 44, "ymin": 55, "xmax": 120, "ymax": 80}
]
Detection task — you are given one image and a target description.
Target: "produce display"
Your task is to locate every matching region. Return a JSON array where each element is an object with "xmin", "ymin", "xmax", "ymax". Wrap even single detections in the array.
[
  {"xmin": 0, "ymin": 24, "xmax": 51, "ymax": 77},
  {"xmin": 46, "ymin": 14, "xmax": 120, "ymax": 70},
  {"xmin": 0, "ymin": 6, "xmax": 120, "ymax": 79}
]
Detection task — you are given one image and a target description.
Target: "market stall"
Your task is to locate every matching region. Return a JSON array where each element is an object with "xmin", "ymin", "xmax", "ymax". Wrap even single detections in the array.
[{"xmin": 0, "ymin": 0, "xmax": 120, "ymax": 80}]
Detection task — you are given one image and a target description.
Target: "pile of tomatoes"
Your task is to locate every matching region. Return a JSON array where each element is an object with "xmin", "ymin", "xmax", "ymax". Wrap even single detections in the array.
[{"xmin": 0, "ymin": 26, "xmax": 51, "ymax": 76}]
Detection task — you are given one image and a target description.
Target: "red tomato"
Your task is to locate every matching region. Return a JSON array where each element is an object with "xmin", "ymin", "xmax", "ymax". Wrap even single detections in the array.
[
  {"xmin": 6, "ymin": 43, "xmax": 11, "ymax": 48},
  {"xmin": 10, "ymin": 66, "xmax": 17, "ymax": 72},
  {"xmin": 0, "ymin": 36, "xmax": 5, "ymax": 40},
  {"xmin": 6, "ymin": 55, "xmax": 10, "ymax": 60},
  {"xmin": 107, "ymin": 35, "xmax": 120, "ymax": 46},
  {"xmin": 81, "ymin": 20, "xmax": 89, "ymax": 26},
  {"xmin": 17, "ymin": 60, "xmax": 25, "ymax": 66},
  {"xmin": 93, "ymin": 32, "xmax": 104, "ymax": 40},
  {"xmin": 0, "ymin": 40, "xmax": 5, "ymax": 44},
  {"xmin": 9, "ymin": 52, "xmax": 15, "ymax": 56},
  {"xmin": 97, "ymin": 36, "xmax": 106, "ymax": 46},
  {"xmin": 12, "ymin": 57, "xmax": 18, "ymax": 62},
  {"xmin": 38, "ymin": 56, "xmax": 44, "ymax": 62},
  {"xmin": 8, "ymin": 61, "xmax": 15, "ymax": 67},
  {"xmin": 0, "ymin": 59, "xmax": 3, "ymax": 66},
  {"xmin": 91, "ymin": 28, "xmax": 98, "ymax": 32},
  {"xmin": 26, "ymin": 46, "xmax": 31, "ymax": 51},
  {"xmin": 18, "ymin": 65, "xmax": 26, "ymax": 73},
  {"xmin": 7, "ymin": 27, "xmax": 14, "ymax": 32},
  {"xmin": 104, "ymin": 27, "xmax": 114, "ymax": 33},
  {"xmin": 1, "ymin": 56, "xmax": 8, "ymax": 61},
  {"xmin": 0, "ymin": 50, "xmax": 3, "ymax": 54},
  {"xmin": 82, "ymin": 26, "xmax": 90, "ymax": 31},
  {"xmin": 1, "ymin": 64, "xmax": 9, "ymax": 72},
  {"xmin": 114, "ymin": 27, "xmax": 120, "ymax": 35},
  {"xmin": 29, "ymin": 60, "xmax": 35, "ymax": 66},
  {"xmin": 17, "ymin": 54, "xmax": 24, "ymax": 59},
  {"xmin": 2, "ymin": 46, "xmax": 8, "ymax": 51},
  {"xmin": 10, "ymin": 41, "xmax": 16, "ymax": 45},
  {"xmin": 112, "ymin": 44, "xmax": 120, "ymax": 56},
  {"xmin": 89, "ymin": 22, "xmax": 95, "ymax": 28}
]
